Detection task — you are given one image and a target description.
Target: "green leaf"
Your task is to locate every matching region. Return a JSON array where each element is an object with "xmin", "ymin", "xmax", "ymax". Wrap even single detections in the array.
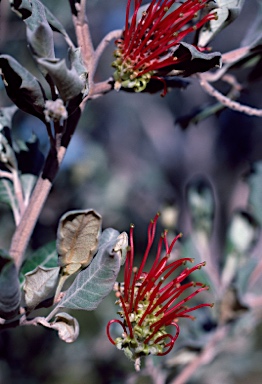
[
  {"xmin": 23, "ymin": 266, "xmax": 60, "ymax": 309},
  {"xmin": 198, "ymin": 0, "xmax": 246, "ymax": 47},
  {"xmin": 0, "ymin": 55, "xmax": 46, "ymax": 121},
  {"xmin": 56, "ymin": 228, "xmax": 121, "ymax": 311},
  {"xmin": 20, "ymin": 241, "xmax": 58, "ymax": 284},
  {"xmin": 0, "ymin": 250, "xmax": 21, "ymax": 319}
]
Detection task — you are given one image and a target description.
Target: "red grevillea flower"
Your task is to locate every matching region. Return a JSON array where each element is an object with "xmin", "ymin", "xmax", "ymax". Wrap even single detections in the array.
[
  {"xmin": 107, "ymin": 213, "xmax": 213, "ymax": 370},
  {"xmin": 112, "ymin": 0, "xmax": 218, "ymax": 92}
]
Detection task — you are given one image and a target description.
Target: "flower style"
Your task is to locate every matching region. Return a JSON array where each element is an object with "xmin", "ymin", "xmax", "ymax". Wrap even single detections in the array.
[
  {"xmin": 112, "ymin": 0, "xmax": 218, "ymax": 93},
  {"xmin": 107, "ymin": 213, "xmax": 213, "ymax": 370}
]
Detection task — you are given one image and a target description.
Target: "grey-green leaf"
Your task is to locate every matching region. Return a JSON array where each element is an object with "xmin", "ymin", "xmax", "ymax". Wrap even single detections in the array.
[
  {"xmin": 69, "ymin": 48, "xmax": 89, "ymax": 98},
  {"xmin": 57, "ymin": 228, "xmax": 121, "ymax": 311},
  {"xmin": 0, "ymin": 250, "xmax": 21, "ymax": 319},
  {"xmin": 23, "ymin": 266, "xmax": 60, "ymax": 309},
  {"xmin": 25, "ymin": 0, "xmax": 55, "ymax": 60},
  {"xmin": 198, "ymin": 0, "xmax": 246, "ymax": 47},
  {"xmin": 0, "ymin": 55, "xmax": 46, "ymax": 120},
  {"xmin": 37, "ymin": 58, "xmax": 85, "ymax": 101},
  {"xmin": 10, "ymin": 0, "xmax": 74, "ymax": 48}
]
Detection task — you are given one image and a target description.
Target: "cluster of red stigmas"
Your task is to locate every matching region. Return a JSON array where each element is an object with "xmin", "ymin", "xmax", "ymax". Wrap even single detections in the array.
[
  {"xmin": 107, "ymin": 213, "xmax": 213, "ymax": 363},
  {"xmin": 112, "ymin": 0, "xmax": 217, "ymax": 92}
]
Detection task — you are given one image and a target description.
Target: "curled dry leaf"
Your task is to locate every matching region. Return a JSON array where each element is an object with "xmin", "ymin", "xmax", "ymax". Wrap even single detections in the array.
[
  {"xmin": 36, "ymin": 312, "xmax": 79, "ymax": 343},
  {"xmin": 23, "ymin": 266, "xmax": 60, "ymax": 309},
  {"xmin": 57, "ymin": 209, "xmax": 102, "ymax": 276},
  {"xmin": 50, "ymin": 312, "xmax": 79, "ymax": 343},
  {"xmin": 113, "ymin": 231, "xmax": 128, "ymax": 265},
  {"xmin": 54, "ymin": 209, "xmax": 102, "ymax": 302}
]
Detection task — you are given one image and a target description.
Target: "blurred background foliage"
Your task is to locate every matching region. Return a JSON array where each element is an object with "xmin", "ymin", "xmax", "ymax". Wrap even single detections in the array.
[{"xmin": 1, "ymin": 0, "xmax": 262, "ymax": 383}]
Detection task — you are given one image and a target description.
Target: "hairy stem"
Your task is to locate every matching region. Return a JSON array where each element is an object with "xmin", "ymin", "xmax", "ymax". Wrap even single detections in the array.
[
  {"xmin": 9, "ymin": 146, "xmax": 66, "ymax": 268},
  {"xmin": 9, "ymin": 107, "xmax": 81, "ymax": 268},
  {"xmin": 12, "ymin": 169, "xmax": 25, "ymax": 218},
  {"xmin": 198, "ymin": 74, "xmax": 262, "ymax": 117}
]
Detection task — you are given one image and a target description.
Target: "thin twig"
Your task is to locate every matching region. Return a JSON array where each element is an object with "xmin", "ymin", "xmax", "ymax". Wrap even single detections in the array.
[
  {"xmin": 198, "ymin": 74, "xmax": 262, "ymax": 117},
  {"xmin": 89, "ymin": 29, "xmax": 122, "ymax": 88},
  {"xmin": 86, "ymin": 78, "xmax": 113, "ymax": 100},
  {"xmin": 0, "ymin": 170, "xmax": 13, "ymax": 180}
]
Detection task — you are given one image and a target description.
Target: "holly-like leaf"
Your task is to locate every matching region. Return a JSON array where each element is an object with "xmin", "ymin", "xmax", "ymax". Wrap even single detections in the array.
[
  {"xmin": 198, "ymin": 0, "xmax": 246, "ymax": 47},
  {"xmin": 37, "ymin": 58, "xmax": 85, "ymax": 102},
  {"xmin": 0, "ymin": 55, "xmax": 46, "ymax": 121},
  {"xmin": 20, "ymin": 241, "xmax": 57, "ymax": 283},
  {"xmin": 23, "ymin": 266, "xmax": 60, "ymax": 309},
  {"xmin": 0, "ymin": 250, "xmax": 21, "ymax": 320},
  {"xmin": 56, "ymin": 228, "xmax": 121, "ymax": 311}
]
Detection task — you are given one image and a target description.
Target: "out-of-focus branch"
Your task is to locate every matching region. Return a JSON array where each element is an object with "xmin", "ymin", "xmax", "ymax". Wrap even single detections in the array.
[
  {"xmin": 89, "ymin": 29, "xmax": 122, "ymax": 89},
  {"xmin": 170, "ymin": 326, "xmax": 228, "ymax": 384},
  {"xmin": 198, "ymin": 74, "xmax": 262, "ymax": 117}
]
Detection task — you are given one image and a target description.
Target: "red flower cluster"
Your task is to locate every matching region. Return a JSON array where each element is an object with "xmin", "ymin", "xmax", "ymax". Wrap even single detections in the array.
[
  {"xmin": 107, "ymin": 213, "xmax": 213, "ymax": 369},
  {"xmin": 112, "ymin": 0, "xmax": 217, "ymax": 92}
]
